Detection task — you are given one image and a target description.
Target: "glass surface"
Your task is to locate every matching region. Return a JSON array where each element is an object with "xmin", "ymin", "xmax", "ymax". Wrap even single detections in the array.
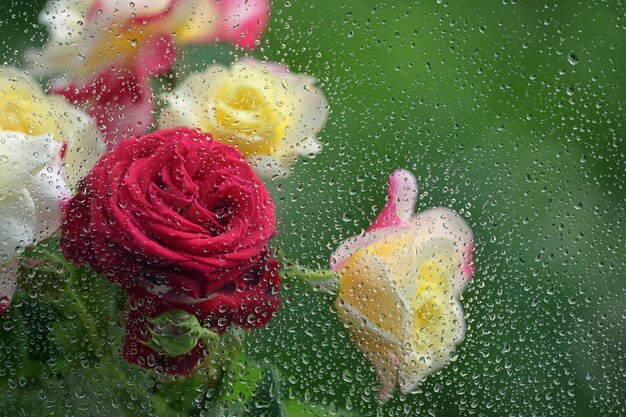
[{"xmin": 0, "ymin": 1, "xmax": 623, "ymax": 416}]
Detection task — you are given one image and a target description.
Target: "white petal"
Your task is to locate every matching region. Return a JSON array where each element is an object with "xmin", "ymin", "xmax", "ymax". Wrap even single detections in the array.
[
  {"xmin": 399, "ymin": 293, "xmax": 465, "ymax": 394},
  {"xmin": 56, "ymin": 105, "xmax": 106, "ymax": 188},
  {"xmin": 279, "ymin": 73, "xmax": 329, "ymax": 158},
  {"xmin": 161, "ymin": 66, "xmax": 228, "ymax": 131},
  {"xmin": 336, "ymin": 299, "xmax": 402, "ymax": 403},
  {"xmin": 411, "ymin": 207, "xmax": 474, "ymax": 290},
  {"xmin": 248, "ymin": 154, "xmax": 290, "ymax": 179},
  {"xmin": 28, "ymin": 0, "xmax": 92, "ymax": 76},
  {"xmin": 0, "ymin": 191, "xmax": 36, "ymax": 261},
  {"xmin": 26, "ymin": 156, "xmax": 69, "ymax": 241},
  {"xmin": 388, "ymin": 169, "xmax": 418, "ymax": 223},
  {"xmin": 399, "ymin": 236, "xmax": 459, "ymax": 297},
  {"xmin": 329, "ymin": 227, "xmax": 406, "ymax": 271},
  {"xmin": 337, "ymin": 251, "xmax": 412, "ymax": 340},
  {"xmin": 0, "ymin": 132, "xmax": 58, "ymax": 197}
]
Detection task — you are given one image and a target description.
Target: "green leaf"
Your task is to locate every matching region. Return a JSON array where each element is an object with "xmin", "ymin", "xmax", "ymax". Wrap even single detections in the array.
[
  {"xmin": 247, "ymin": 366, "xmax": 287, "ymax": 417},
  {"xmin": 222, "ymin": 354, "xmax": 264, "ymax": 405}
]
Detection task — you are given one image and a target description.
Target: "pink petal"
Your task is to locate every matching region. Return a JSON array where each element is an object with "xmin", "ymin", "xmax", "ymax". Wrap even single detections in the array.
[
  {"xmin": 411, "ymin": 207, "xmax": 475, "ymax": 287},
  {"xmin": 214, "ymin": 0, "xmax": 270, "ymax": 49},
  {"xmin": 368, "ymin": 169, "xmax": 418, "ymax": 232},
  {"xmin": 52, "ymin": 68, "xmax": 155, "ymax": 147},
  {"xmin": 462, "ymin": 241, "xmax": 476, "ymax": 280},
  {"xmin": 135, "ymin": 33, "xmax": 177, "ymax": 78}
]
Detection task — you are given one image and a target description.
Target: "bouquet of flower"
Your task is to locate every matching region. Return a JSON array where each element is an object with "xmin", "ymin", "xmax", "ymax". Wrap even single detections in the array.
[{"xmin": 0, "ymin": 1, "xmax": 474, "ymax": 415}]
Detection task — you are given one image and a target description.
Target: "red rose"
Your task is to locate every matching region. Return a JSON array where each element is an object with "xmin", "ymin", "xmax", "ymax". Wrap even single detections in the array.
[
  {"xmin": 61, "ymin": 127, "xmax": 277, "ymax": 303},
  {"xmin": 122, "ymin": 258, "xmax": 281, "ymax": 375}
]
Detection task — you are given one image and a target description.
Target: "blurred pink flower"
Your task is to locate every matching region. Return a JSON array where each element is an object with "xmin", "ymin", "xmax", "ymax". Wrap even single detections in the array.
[
  {"xmin": 53, "ymin": 68, "xmax": 154, "ymax": 146},
  {"xmin": 30, "ymin": 0, "xmax": 271, "ymax": 143}
]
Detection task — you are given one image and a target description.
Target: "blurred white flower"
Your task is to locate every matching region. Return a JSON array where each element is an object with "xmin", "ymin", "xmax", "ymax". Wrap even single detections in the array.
[{"xmin": 0, "ymin": 67, "xmax": 105, "ymax": 315}]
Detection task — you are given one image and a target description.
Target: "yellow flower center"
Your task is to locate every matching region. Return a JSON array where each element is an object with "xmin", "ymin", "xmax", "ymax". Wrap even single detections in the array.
[
  {"xmin": 410, "ymin": 262, "xmax": 458, "ymax": 353},
  {"xmin": 211, "ymin": 66, "xmax": 295, "ymax": 157},
  {"xmin": 0, "ymin": 79, "xmax": 62, "ymax": 138}
]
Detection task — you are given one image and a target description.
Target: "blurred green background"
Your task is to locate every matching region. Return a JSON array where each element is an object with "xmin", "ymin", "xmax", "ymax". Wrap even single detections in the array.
[{"xmin": 1, "ymin": 0, "xmax": 624, "ymax": 416}]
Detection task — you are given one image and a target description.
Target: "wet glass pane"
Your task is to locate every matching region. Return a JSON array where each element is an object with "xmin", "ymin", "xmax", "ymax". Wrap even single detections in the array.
[{"xmin": 0, "ymin": 0, "xmax": 623, "ymax": 416}]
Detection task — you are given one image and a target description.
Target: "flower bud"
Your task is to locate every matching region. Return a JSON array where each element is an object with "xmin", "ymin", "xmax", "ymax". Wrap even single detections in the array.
[{"xmin": 143, "ymin": 309, "xmax": 218, "ymax": 358}]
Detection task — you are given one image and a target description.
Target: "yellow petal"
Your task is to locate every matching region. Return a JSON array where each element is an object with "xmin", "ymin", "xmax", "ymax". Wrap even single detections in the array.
[{"xmin": 338, "ymin": 250, "xmax": 410, "ymax": 340}]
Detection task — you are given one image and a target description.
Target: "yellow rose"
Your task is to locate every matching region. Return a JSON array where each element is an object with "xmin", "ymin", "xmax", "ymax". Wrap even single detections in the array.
[
  {"xmin": 0, "ymin": 67, "xmax": 105, "ymax": 188},
  {"xmin": 160, "ymin": 59, "xmax": 329, "ymax": 177},
  {"xmin": 330, "ymin": 170, "xmax": 474, "ymax": 402}
]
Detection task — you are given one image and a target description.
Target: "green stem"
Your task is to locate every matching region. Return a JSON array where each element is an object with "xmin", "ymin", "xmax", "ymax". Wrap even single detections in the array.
[{"xmin": 281, "ymin": 261, "xmax": 339, "ymax": 295}]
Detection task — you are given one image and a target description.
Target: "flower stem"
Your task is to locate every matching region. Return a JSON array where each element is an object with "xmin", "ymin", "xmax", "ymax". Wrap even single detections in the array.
[{"xmin": 280, "ymin": 257, "xmax": 339, "ymax": 295}]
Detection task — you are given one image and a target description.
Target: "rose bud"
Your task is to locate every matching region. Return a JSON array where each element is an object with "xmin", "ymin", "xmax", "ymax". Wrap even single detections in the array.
[
  {"xmin": 330, "ymin": 169, "xmax": 474, "ymax": 402},
  {"xmin": 160, "ymin": 59, "xmax": 328, "ymax": 178},
  {"xmin": 141, "ymin": 309, "xmax": 215, "ymax": 359},
  {"xmin": 122, "ymin": 257, "xmax": 280, "ymax": 375}
]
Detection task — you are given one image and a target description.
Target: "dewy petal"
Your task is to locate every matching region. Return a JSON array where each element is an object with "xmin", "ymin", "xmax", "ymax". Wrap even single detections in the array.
[
  {"xmin": 338, "ymin": 251, "xmax": 411, "ymax": 340},
  {"xmin": 399, "ymin": 294, "xmax": 465, "ymax": 394},
  {"xmin": 411, "ymin": 207, "xmax": 475, "ymax": 288},
  {"xmin": 337, "ymin": 299, "xmax": 402, "ymax": 403},
  {"xmin": 160, "ymin": 66, "xmax": 229, "ymax": 132},
  {"xmin": 0, "ymin": 132, "xmax": 57, "ymax": 197},
  {"xmin": 368, "ymin": 169, "xmax": 418, "ymax": 232},
  {"xmin": 28, "ymin": 0, "xmax": 93, "ymax": 77},
  {"xmin": 279, "ymin": 72, "xmax": 329, "ymax": 157},
  {"xmin": 214, "ymin": 0, "xmax": 270, "ymax": 49},
  {"xmin": 0, "ymin": 259, "xmax": 19, "ymax": 317},
  {"xmin": 400, "ymin": 236, "xmax": 461, "ymax": 298},
  {"xmin": 0, "ymin": 132, "xmax": 66, "ymax": 257},
  {"xmin": 329, "ymin": 226, "xmax": 407, "ymax": 271},
  {"xmin": 27, "ymin": 154, "xmax": 69, "ymax": 242},
  {"xmin": 57, "ymin": 106, "xmax": 106, "ymax": 188},
  {"xmin": 105, "ymin": 0, "xmax": 171, "ymax": 15},
  {"xmin": 248, "ymin": 154, "xmax": 290, "ymax": 179},
  {"xmin": 135, "ymin": 34, "xmax": 177, "ymax": 78},
  {"xmin": 0, "ymin": 191, "xmax": 36, "ymax": 261},
  {"xmin": 336, "ymin": 249, "xmax": 417, "ymax": 402}
]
